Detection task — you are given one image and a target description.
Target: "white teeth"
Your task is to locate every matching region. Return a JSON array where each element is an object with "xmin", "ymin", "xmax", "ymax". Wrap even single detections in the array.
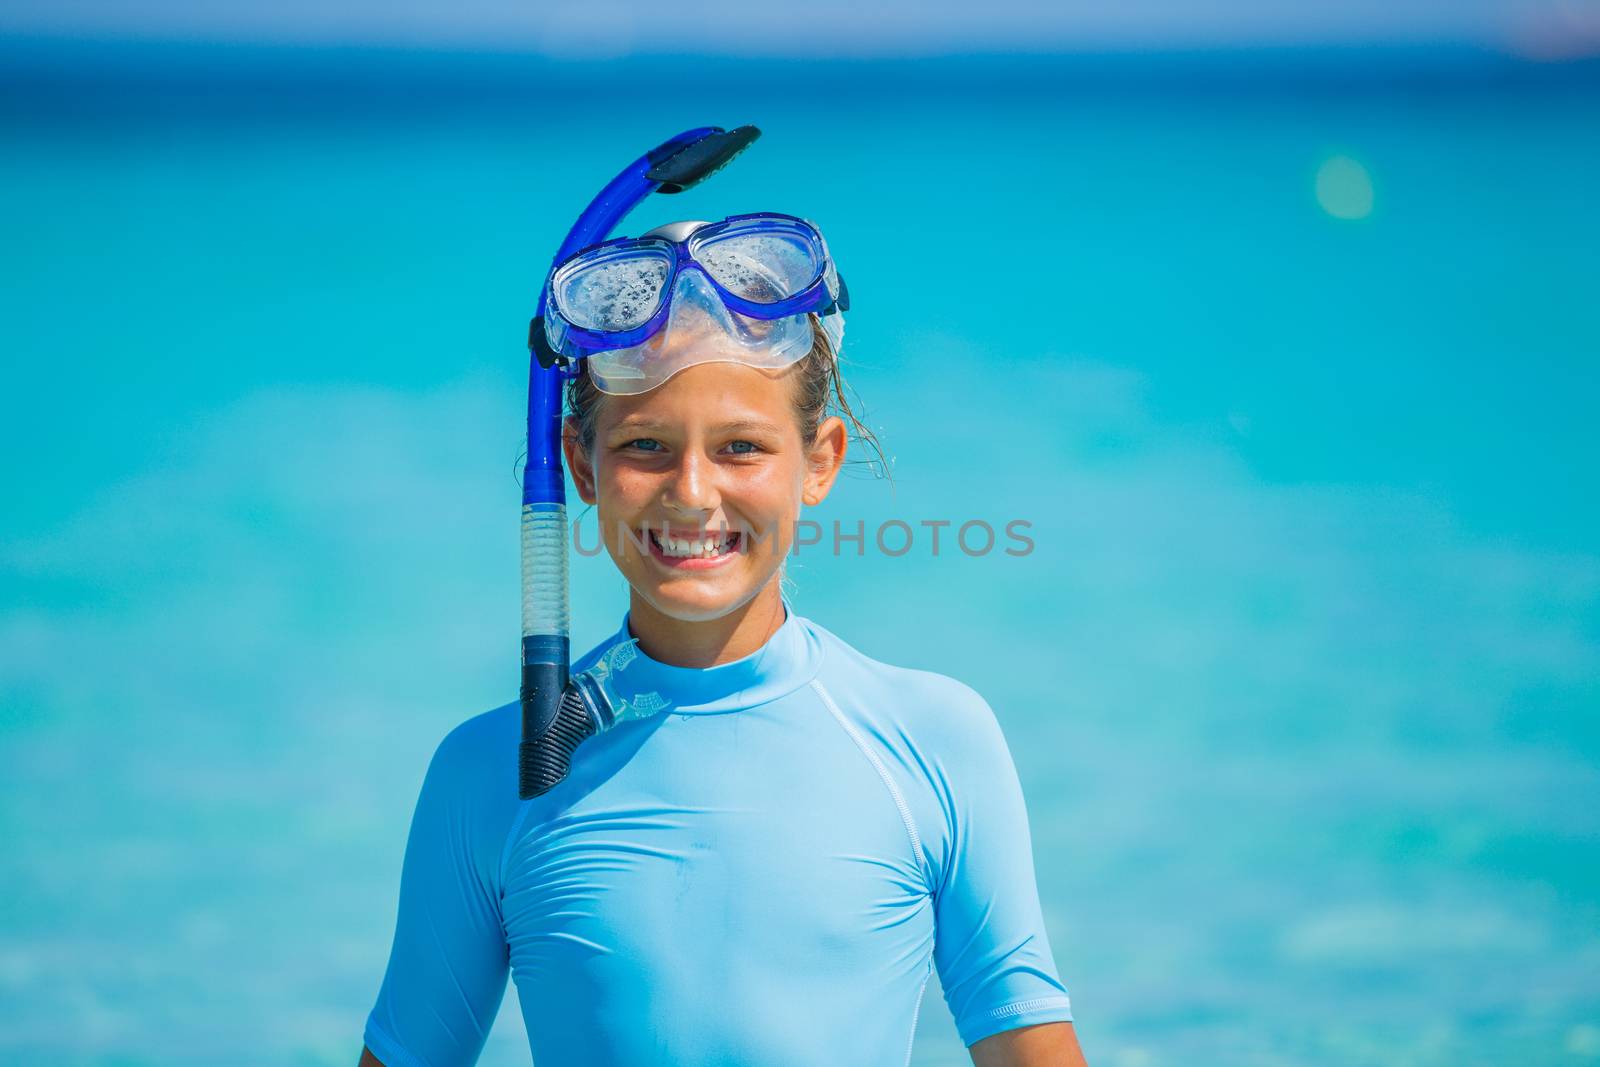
[{"xmin": 653, "ymin": 532, "xmax": 736, "ymax": 558}]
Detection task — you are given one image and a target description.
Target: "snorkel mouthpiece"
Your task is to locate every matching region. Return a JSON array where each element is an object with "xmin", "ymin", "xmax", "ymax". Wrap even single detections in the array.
[
  {"xmin": 519, "ymin": 681, "xmax": 596, "ymax": 797},
  {"xmin": 519, "ymin": 125, "xmax": 761, "ymax": 799},
  {"xmin": 520, "ymin": 662, "xmax": 618, "ymax": 796}
]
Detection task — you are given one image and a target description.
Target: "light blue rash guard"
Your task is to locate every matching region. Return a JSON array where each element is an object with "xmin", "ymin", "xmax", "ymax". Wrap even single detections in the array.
[{"xmin": 364, "ymin": 598, "xmax": 1072, "ymax": 1067}]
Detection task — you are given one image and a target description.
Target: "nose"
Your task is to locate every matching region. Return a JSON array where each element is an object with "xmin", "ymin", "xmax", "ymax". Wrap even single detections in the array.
[{"xmin": 660, "ymin": 444, "xmax": 720, "ymax": 518}]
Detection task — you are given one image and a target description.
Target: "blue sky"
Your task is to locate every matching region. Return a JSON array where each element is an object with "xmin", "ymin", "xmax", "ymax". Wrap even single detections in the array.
[{"xmin": 3, "ymin": 0, "xmax": 1598, "ymax": 57}]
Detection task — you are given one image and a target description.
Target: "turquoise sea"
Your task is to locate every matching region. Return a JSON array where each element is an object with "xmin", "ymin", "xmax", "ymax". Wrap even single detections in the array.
[{"xmin": 2, "ymin": 41, "xmax": 1597, "ymax": 1066}]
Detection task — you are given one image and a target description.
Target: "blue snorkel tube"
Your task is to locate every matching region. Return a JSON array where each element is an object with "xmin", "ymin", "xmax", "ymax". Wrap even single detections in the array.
[{"xmin": 520, "ymin": 124, "xmax": 762, "ymax": 800}]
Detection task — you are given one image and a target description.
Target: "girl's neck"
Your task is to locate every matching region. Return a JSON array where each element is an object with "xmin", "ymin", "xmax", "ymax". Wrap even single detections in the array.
[{"xmin": 625, "ymin": 583, "xmax": 787, "ymax": 669}]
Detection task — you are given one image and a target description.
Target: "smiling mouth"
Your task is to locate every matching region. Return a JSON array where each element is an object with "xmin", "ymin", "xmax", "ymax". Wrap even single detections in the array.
[{"xmin": 648, "ymin": 530, "xmax": 742, "ymax": 560}]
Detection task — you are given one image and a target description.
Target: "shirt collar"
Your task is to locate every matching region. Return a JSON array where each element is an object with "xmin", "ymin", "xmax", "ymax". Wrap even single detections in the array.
[{"xmin": 589, "ymin": 595, "xmax": 823, "ymax": 716}]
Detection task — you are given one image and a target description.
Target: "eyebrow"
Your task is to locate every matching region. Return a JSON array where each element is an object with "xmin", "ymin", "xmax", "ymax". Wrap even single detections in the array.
[{"xmin": 612, "ymin": 418, "xmax": 785, "ymax": 435}]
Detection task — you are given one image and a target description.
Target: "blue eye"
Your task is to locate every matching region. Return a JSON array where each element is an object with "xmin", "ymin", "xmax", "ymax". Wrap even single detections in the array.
[
  {"xmin": 728, "ymin": 440, "xmax": 759, "ymax": 454},
  {"xmin": 626, "ymin": 438, "xmax": 663, "ymax": 452}
]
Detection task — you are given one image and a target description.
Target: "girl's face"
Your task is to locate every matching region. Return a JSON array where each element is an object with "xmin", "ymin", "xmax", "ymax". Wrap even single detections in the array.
[{"xmin": 564, "ymin": 361, "xmax": 847, "ymax": 623}]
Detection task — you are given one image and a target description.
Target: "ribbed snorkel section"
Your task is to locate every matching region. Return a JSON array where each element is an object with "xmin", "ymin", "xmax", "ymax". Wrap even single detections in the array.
[
  {"xmin": 520, "ymin": 502, "xmax": 570, "ymax": 638},
  {"xmin": 519, "ymin": 499, "xmax": 587, "ymax": 798}
]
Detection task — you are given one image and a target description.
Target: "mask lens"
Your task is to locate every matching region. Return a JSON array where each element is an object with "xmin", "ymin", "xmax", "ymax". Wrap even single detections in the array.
[
  {"xmin": 692, "ymin": 220, "xmax": 823, "ymax": 305},
  {"xmin": 553, "ymin": 245, "xmax": 672, "ymax": 332}
]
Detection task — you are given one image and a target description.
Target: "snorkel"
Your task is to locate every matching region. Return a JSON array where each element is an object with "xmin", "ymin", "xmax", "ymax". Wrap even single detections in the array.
[{"xmin": 519, "ymin": 124, "xmax": 762, "ymax": 800}]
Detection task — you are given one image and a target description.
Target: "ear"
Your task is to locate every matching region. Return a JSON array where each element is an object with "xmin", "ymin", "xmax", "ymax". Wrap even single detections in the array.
[
  {"xmin": 801, "ymin": 415, "xmax": 849, "ymax": 506},
  {"xmin": 562, "ymin": 415, "xmax": 599, "ymax": 505}
]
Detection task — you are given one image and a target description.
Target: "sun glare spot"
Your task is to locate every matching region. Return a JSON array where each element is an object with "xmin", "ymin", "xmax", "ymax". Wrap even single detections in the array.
[{"xmin": 1315, "ymin": 155, "xmax": 1374, "ymax": 220}]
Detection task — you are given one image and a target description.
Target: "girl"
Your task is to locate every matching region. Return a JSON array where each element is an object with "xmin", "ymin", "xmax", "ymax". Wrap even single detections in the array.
[{"xmin": 360, "ymin": 211, "xmax": 1087, "ymax": 1067}]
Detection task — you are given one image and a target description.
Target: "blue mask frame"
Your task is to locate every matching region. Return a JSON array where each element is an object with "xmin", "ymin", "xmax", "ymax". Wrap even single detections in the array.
[{"xmin": 537, "ymin": 211, "xmax": 849, "ymax": 365}]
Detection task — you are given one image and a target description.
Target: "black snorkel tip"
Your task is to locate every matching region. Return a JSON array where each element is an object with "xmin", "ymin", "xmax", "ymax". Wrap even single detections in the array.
[{"xmin": 646, "ymin": 125, "xmax": 761, "ymax": 193}]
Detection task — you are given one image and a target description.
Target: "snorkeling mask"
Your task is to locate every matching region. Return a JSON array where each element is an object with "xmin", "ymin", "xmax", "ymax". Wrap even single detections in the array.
[
  {"xmin": 533, "ymin": 212, "xmax": 849, "ymax": 395},
  {"xmin": 519, "ymin": 125, "xmax": 848, "ymax": 800}
]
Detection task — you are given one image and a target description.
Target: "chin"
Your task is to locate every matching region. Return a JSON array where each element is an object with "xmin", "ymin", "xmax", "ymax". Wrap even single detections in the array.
[
  {"xmin": 638, "ymin": 580, "xmax": 757, "ymax": 623},
  {"xmin": 627, "ymin": 562, "xmax": 778, "ymax": 624}
]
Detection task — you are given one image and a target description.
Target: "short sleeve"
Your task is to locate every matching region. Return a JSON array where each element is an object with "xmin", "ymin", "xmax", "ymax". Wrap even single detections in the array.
[
  {"xmin": 927, "ymin": 686, "xmax": 1073, "ymax": 1047},
  {"xmin": 364, "ymin": 718, "xmax": 513, "ymax": 1066}
]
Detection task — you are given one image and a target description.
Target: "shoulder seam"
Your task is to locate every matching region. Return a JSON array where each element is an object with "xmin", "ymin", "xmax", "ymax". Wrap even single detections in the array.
[{"xmin": 809, "ymin": 677, "xmax": 933, "ymax": 893}]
